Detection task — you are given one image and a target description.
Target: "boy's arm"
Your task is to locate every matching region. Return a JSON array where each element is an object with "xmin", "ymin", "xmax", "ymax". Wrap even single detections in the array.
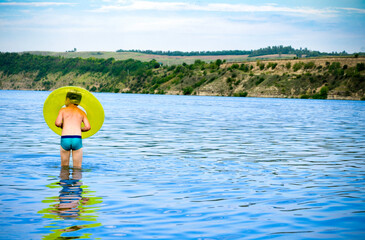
[
  {"xmin": 81, "ymin": 113, "xmax": 91, "ymax": 132},
  {"xmin": 55, "ymin": 109, "xmax": 64, "ymax": 128}
]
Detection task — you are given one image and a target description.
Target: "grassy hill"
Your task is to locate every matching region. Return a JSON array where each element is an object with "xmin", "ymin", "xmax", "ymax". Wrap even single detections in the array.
[
  {"xmin": 1, "ymin": 52, "xmax": 364, "ymax": 100},
  {"xmin": 24, "ymin": 51, "xmax": 299, "ymax": 66}
]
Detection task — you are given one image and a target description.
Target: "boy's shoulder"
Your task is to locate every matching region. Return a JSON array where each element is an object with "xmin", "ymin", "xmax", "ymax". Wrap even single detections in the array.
[
  {"xmin": 64, "ymin": 106, "xmax": 85, "ymax": 115},
  {"xmin": 75, "ymin": 107, "xmax": 87, "ymax": 116}
]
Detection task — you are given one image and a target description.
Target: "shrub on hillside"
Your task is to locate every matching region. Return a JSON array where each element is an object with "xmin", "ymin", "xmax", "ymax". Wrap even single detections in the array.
[
  {"xmin": 240, "ymin": 64, "xmax": 249, "ymax": 72},
  {"xmin": 231, "ymin": 63, "xmax": 239, "ymax": 70},
  {"xmin": 304, "ymin": 61, "xmax": 316, "ymax": 69},
  {"xmin": 267, "ymin": 62, "xmax": 278, "ymax": 69},
  {"xmin": 312, "ymin": 86, "xmax": 329, "ymax": 99},
  {"xmin": 233, "ymin": 91, "xmax": 248, "ymax": 97},
  {"xmin": 286, "ymin": 62, "xmax": 291, "ymax": 69},
  {"xmin": 293, "ymin": 62, "xmax": 304, "ymax": 72},
  {"xmin": 300, "ymin": 94, "xmax": 311, "ymax": 99},
  {"xmin": 255, "ymin": 77, "xmax": 265, "ymax": 85},
  {"xmin": 329, "ymin": 62, "xmax": 341, "ymax": 71},
  {"xmin": 259, "ymin": 63, "xmax": 265, "ymax": 70},
  {"xmin": 356, "ymin": 63, "xmax": 365, "ymax": 72},
  {"xmin": 183, "ymin": 86, "xmax": 194, "ymax": 95}
]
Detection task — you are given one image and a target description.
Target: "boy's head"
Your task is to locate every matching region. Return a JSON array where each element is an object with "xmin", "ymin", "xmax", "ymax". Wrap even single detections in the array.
[{"xmin": 66, "ymin": 91, "xmax": 82, "ymax": 106}]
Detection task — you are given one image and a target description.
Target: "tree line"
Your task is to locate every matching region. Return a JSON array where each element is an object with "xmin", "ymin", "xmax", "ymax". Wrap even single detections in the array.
[
  {"xmin": 0, "ymin": 52, "xmax": 161, "ymax": 82},
  {"xmin": 116, "ymin": 45, "xmax": 357, "ymax": 57},
  {"xmin": 116, "ymin": 49, "xmax": 251, "ymax": 56}
]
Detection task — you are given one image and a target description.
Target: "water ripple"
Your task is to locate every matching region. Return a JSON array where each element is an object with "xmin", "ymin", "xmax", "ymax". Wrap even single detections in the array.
[{"xmin": 0, "ymin": 91, "xmax": 365, "ymax": 239}]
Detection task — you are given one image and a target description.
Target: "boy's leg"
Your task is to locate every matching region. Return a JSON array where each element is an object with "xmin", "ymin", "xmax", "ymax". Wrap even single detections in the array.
[
  {"xmin": 60, "ymin": 147, "xmax": 71, "ymax": 167},
  {"xmin": 72, "ymin": 148, "xmax": 83, "ymax": 169},
  {"xmin": 60, "ymin": 167, "xmax": 70, "ymax": 180},
  {"xmin": 72, "ymin": 168, "xmax": 82, "ymax": 180}
]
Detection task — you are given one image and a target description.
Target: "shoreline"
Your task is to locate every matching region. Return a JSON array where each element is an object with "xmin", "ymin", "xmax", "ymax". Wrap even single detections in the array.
[{"xmin": 1, "ymin": 88, "xmax": 363, "ymax": 101}]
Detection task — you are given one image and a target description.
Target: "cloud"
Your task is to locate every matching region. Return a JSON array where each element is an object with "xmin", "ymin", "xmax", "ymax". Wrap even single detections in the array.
[
  {"xmin": 92, "ymin": 0, "xmax": 337, "ymax": 16},
  {"xmin": 0, "ymin": 2, "xmax": 76, "ymax": 7},
  {"xmin": 93, "ymin": 1, "xmax": 190, "ymax": 12},
  {"xmin": 338, "ymin": 7, "xmax": 365, "ymax": 14},
  {"xmin": 1, "ymin": 0, "xmax": 364, "ymax": 52},
  {"xmin": 200, "ymin": 3, "xmax": 333, "ymax": 15}
]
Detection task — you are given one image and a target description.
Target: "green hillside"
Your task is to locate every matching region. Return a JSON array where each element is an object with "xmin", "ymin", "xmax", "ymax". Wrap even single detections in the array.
[{"xmin": 1, "ymin": 52, "xmax": 364, "ymax": 100}]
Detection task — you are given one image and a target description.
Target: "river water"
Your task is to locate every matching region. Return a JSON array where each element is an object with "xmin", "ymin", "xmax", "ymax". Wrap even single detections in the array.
[{"xmin": 0, "ymin": 90, "xmax": 364, "ymax": 239}]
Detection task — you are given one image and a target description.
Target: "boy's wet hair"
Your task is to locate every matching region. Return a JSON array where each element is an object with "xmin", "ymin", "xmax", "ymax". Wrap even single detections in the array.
[{"xmin": 66, "ymin": 91, "xmax": 82, "ymax": 105}]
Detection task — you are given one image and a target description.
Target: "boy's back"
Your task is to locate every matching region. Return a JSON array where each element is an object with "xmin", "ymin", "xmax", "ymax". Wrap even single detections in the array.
[{"xmin": 58, "ymin": 106, "xmax": 87, "ymax": 136}]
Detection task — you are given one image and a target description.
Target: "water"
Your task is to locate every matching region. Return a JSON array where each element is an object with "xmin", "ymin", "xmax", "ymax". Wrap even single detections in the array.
[{"xmin": 0, "ymin": 90, "xmax": 364, "ymax": 239}]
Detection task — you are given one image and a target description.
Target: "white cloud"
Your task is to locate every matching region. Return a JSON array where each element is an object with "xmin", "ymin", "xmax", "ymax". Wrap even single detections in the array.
[
  {"xmin": 0, "ymin": 2, "xmax": 76, "ymax": 7},
  {"xmin": 338, "ymin": 7, "xmax": 365, "ymax": 14},
  {"xmin": 94, "ymin": 1, "xmax": 189, "ymax": 12},
  {"xmin": 92, "ymin": 0, "xmax": 336, "ymax": 17},
  {"xmin": 202, "ymin": 3, "xmax": 333, "ymax": 15}
]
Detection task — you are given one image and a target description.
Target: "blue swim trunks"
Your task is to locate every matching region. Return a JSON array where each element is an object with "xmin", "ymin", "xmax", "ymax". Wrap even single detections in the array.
[{"xmin": 61, "ymin": 135, "xmax": 83, "ymax": 151}]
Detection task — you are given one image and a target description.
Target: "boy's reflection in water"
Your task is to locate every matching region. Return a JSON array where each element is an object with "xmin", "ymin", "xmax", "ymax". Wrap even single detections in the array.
[
  {"xmin": 39, "ymin": 168, "xmax": 102, "ymax": 239},
  {"xmin": 56, "ymin": 167, "xmax": 89, "ymax": 219}
]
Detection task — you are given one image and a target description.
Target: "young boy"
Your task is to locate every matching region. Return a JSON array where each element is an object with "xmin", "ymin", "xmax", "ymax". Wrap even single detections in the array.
[{"xmin": 55, "ymin": 91, "xmax": 91, "ymax": 168}]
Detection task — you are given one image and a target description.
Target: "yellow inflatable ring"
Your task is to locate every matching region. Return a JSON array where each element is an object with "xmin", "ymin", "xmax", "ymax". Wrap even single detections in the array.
[{"xmin": 43, "ymin": 86, "xmax": 104, "ymax": 139}]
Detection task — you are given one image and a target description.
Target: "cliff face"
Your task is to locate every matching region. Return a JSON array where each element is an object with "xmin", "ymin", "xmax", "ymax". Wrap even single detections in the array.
[
  {"xmin": 1, "ymin": 54, "xmax": 364, "ymax": 100},
  {"xmin": 193, "ymin": 58, "xmax": 365, "ymax": 100}
]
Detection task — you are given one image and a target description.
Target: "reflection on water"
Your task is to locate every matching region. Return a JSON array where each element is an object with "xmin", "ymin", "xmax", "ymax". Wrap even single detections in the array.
[
  {"xmin": 57, "ymin": 168, "xmax": 88, "ymax": 219},
  {"xmin": 38, "ymin": 167, "xmax": 102, "ymax": 239},
  {"xmin": 41, "ymin": 223, "xmax": 102, "ymax": 240}
]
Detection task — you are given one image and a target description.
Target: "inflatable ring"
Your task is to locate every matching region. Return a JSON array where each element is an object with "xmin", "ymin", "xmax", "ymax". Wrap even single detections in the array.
[{"xmin": 43, "ymin": 86, "xmax": 104, "ymax": 139}]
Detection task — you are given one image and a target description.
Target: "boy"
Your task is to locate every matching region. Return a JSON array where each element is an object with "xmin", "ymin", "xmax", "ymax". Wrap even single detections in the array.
[{"xmin": 55, "ymin": 91, "xmax": 91, "ymax": 168}]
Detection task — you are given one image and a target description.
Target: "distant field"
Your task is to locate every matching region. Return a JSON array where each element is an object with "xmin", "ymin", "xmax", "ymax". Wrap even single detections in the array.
[{"xmin": 24, "ymin": 51, "xmax": 298, "ymax": 66}]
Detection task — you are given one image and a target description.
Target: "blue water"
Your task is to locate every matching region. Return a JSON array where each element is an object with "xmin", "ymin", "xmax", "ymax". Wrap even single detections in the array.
[{"xmin": 0, "ymin": 90, "xmax": 365, "ymax": 239}]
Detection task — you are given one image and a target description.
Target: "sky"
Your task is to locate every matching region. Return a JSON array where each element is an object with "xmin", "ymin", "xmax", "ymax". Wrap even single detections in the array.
[{"xmin": 0, "ymin": 0, "xmax": 364, "ymax": 53}]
